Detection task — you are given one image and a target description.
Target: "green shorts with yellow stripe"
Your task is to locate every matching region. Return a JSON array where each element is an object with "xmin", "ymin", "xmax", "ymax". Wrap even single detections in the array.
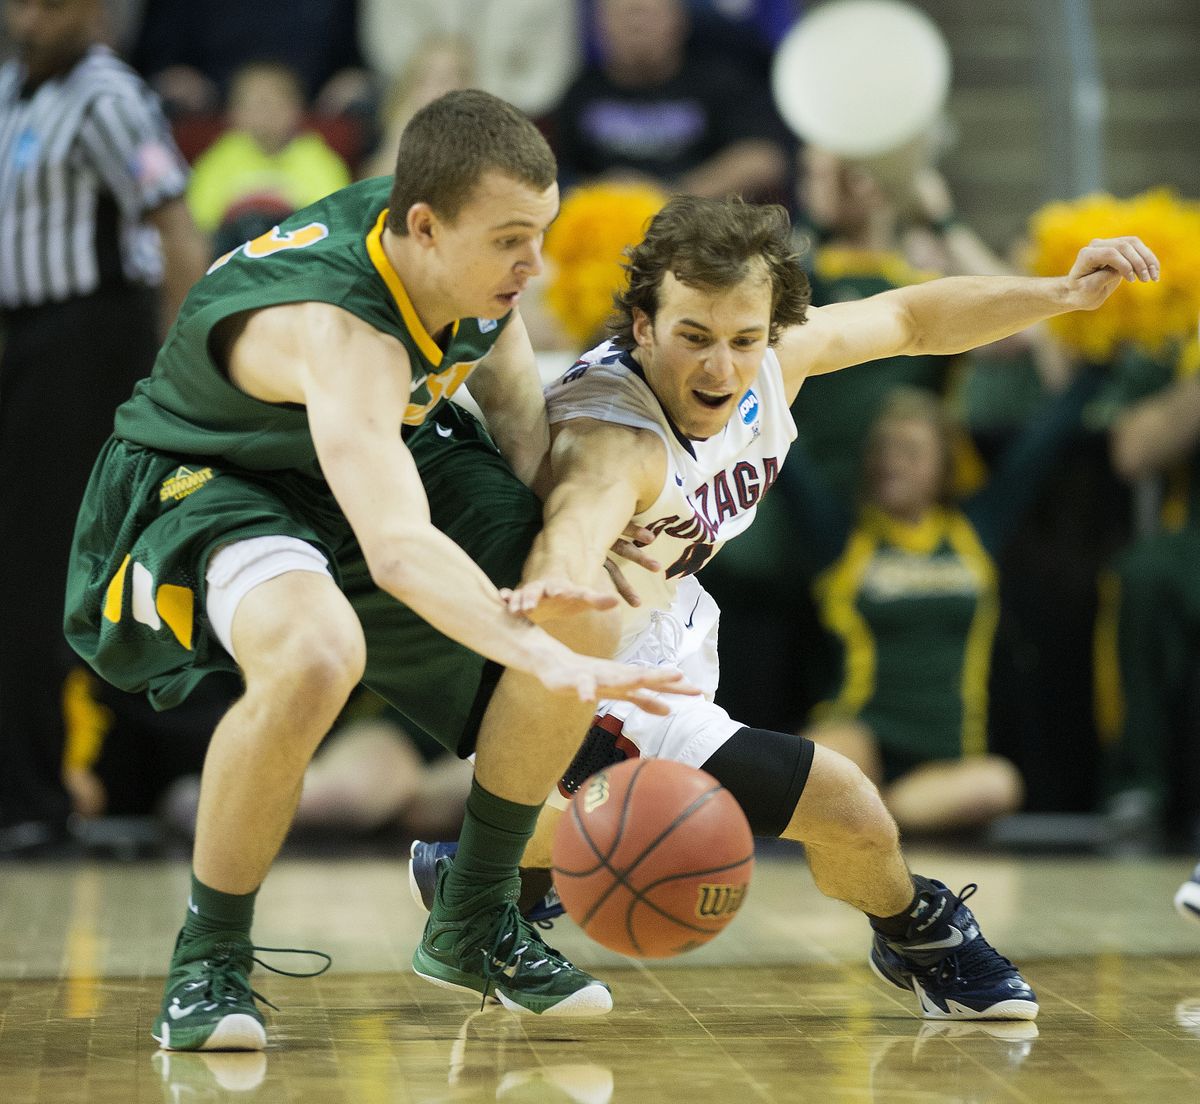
[{"xmin": 63, "ymin": 404, "xmax": 542, "ymax": 757}]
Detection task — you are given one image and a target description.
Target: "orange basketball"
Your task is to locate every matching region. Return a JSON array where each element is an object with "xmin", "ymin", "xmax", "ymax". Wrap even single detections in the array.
[{"xmin": 551, "ymin": 758, "xmax": 755, "ymax": 958}]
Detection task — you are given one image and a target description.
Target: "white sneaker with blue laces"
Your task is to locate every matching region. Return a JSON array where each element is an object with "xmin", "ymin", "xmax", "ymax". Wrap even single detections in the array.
[{"xmin": 1174, "ymin": 863, "xmax": 1200, "ymax": 924}]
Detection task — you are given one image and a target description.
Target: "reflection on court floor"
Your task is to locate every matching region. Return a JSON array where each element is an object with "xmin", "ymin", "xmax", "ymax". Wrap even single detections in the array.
[{"xmin": 2, "ymin": 852, "xmax": 1199, "ymax": 1103}]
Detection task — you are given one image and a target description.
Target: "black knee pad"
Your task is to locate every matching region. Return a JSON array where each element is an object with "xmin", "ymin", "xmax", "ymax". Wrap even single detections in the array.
[{"xmin": 701, "ymin": 727, "xmax": 815, "ymax": 838}]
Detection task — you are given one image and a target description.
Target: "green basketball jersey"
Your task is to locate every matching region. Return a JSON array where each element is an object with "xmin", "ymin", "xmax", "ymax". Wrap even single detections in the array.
[
  {"xmin": 1087, "ymin": 340, "xmax": 1200, "ymax": 531},
  {"xmin": 114, "ymin": 176, "xmax": 510, "ymax": 477},
  {"xmin": 812, "ymin": 505, "xmax": 999, "ymax": 769}
]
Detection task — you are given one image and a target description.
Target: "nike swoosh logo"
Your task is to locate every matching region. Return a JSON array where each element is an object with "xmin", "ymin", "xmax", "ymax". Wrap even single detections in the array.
[
  {"xmin": 435, "ymin": 423, "xmax": 453, "ymax": 437},
  {"xmin": 167, "ymin": 1000, "xmax": 208, "ymax": 1020},
  {"xmin": 904, "ymin": 928, "xmax": 965, "ymax": 952},
  {"xmin": 411, "ymin": 377, "xmax": 426, "ymax": 394}
]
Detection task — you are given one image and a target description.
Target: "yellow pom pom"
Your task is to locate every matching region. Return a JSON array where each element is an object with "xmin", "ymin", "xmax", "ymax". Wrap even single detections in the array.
[
  {"xmin": 543, "ymin": 182, "xmax": 668, "ymax": 346},
  {"xmin": 1026, "ymin": 189, "xmax": 1200, "ymax": 361}
]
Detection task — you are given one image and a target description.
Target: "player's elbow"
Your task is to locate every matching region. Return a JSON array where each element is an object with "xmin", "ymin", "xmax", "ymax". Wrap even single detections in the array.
[{"xmin": 364, "ymin": 529, "xmax": 426, "ymax": 598}]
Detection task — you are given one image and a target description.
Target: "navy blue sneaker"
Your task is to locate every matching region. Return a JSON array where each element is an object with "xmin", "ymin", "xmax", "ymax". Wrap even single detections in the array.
[
  {"xmin": 408, "ymin": 841, "xmax": 564, "ymax": 925},
  {"xmin": 869, "ymin": 882, "xmax": 1038, "ymax": 1020}
]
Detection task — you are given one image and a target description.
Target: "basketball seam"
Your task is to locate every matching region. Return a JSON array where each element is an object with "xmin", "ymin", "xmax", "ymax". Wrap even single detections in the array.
[
  {"xmin": 561, "ymin": 771, "xmax": 734, "ymax": 935},
  {"xmin": 625, "ymin": 855, "xmax": 755, "ymax": 953},
  {"xmin": 569, "ymin": 759, "xmax": 654, "ymax": 927}
]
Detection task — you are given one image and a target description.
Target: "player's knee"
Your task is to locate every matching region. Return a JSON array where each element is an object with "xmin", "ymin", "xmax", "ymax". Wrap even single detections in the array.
[
  {"xmin": 795, "ymin": 749, "xmax": 899, "ymax": 853},
  {"xmin": 837, "ymin": 769, "xmax": 899, "ymax": 852},
  {"xmin": 244, "ymin": 619, "xmax": 366, "ymax": 714}
]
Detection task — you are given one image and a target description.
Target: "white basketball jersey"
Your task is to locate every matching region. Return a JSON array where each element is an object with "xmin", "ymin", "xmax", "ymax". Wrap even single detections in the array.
[{"xmin": 545, "ymin": 339, "xmax": 797, "ymax": 649}]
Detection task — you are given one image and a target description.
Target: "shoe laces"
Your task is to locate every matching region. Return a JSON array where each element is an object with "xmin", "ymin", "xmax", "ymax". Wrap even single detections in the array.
[
  {"xmin": 918, "ymin": 885, "xmax": 1019, "ymax": 989},
  {"xmin": 199, "ymin": 941, "xmax": 332, "ymax": 1013},
  {"xmin": 471, "ymin": 902, "xmax": 569, "ymax": 1010}
]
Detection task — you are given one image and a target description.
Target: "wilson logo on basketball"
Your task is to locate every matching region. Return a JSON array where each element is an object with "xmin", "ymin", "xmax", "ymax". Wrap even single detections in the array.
[
  {"xmin": 583, "ymin": 774, "xmax": 610, "ymax": 814},
  {"xmin": 695, "ymin": 883, "xmax": 747, "ymax": 919}
]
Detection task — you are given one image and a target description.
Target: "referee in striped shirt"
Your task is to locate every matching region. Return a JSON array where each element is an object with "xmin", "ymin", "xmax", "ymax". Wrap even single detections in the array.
[{"xmin": 0, "ymin": 0, "xmax": 209, "ymax": 851}]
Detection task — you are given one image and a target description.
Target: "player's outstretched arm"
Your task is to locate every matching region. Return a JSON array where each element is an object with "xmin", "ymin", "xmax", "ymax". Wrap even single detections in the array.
[
  {"xmin": 238, "ymin": 302, "xmax": 695, "ymax": 712},
  {"xmin": 505, "ymin": 417, "xmax": 667, "ymax": 623},
  {"xmin": 775, "ymin": 236, "xmax": 1160, "ymax": 399}
]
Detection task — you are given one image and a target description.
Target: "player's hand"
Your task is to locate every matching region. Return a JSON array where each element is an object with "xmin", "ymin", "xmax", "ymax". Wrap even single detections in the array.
[
  {"xmin": 605, "ymin": 523, "xmax": 662, "ymax": 608},
  {"xmin": 1063, "ymin": 237, "xmax": 1160, "ymax": 310},
  {"xmin": 538, "ymin": 655, "xmax": 701, "ymax": 716},
  {"xmin": 499, "ymin": 578, "xmax": 619, "ymax": 623}
]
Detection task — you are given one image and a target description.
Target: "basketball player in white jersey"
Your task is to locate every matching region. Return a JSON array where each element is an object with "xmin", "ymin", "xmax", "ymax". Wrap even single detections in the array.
[{"xmin": 417, "ymin": 195, "xmax": 1158, "ymax": 1021}]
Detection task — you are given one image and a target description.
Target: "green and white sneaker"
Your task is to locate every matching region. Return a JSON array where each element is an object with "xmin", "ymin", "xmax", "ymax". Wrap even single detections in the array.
[
  {"xmin": 412, "ymin": 861, "xmax": 612, "ymax": 1017},
  {"xmin": 152, "ymin": 931, "xmax": 331, "ymax": 1051}
]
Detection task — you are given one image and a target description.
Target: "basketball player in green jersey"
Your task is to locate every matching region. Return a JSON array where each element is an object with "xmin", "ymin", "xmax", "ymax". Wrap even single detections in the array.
[{"xmin": 63, "ymin": 90, "xmax": 698, "ymax": 1051}]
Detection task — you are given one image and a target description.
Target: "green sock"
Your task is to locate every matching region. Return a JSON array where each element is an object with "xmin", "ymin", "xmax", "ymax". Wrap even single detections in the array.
[
  {"xmin": 440, "ymin": 780, "xmax": 540, "ymax": 910},
  {"xmin": 180, "ymin": 872, "xmax": 257, "ymax": 945}
]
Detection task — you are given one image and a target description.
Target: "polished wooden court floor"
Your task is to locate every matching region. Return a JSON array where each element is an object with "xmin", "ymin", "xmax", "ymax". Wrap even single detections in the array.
[{"xmin": 3, "ymin": 848, "xmax": 1200, "ymax": 1103}]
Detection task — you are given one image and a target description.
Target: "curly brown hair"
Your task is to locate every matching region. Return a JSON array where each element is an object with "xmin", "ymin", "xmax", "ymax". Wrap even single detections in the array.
[
  {"xmin": 610, "ymin": 195, "xmax": 810, "ymax": 348},
  {"xmin": 386, "ymin": 90, "xmax": 557, "ymax": 233}
]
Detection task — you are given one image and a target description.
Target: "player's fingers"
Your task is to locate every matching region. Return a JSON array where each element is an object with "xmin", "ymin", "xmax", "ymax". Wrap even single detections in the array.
[
  {"xmin": 639, "ymin": 669, "xmax": 702, "ymax": 696},
  {"xmin": 1124, "ymin": 236, "xmax": 1160, "ymax": 280},
  {"xmin": 628, "ymin": 690, "xmax": 671, "ymax": 716},
  {"xmin": 621, "ymin": 522, "xmax": 656, "ymax": 547},
  {"xmin": 1110, "ymin": 238, "xmax": 1154, "ymax": 282},
  {"xmin": 611, "ymin": 539, "xmax": 662, "ymax": 572},
  {"xmin": 1085, "ymin": 242, "xmax": 1137, "ymax": 281},
  {"xmin": 605, "ymin": 558, "xmax": 642, "ymax": 607}
]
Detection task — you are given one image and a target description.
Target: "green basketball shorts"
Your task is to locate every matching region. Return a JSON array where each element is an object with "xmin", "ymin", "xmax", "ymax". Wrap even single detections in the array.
[{"xmin": 64, "ymin": 403, "xmax": 543, "ymax": 756}]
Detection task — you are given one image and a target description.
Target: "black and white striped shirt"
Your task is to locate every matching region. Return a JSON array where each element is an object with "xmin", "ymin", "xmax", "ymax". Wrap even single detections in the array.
[{"xmin": 0, "ymin": 45, "xmax": 189, "ymax": 309}]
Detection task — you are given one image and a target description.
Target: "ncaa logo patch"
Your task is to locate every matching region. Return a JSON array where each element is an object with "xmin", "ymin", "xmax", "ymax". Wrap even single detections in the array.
[
  {"xmin": 738, "ymin": 389, "xmax": 759, "ymax": 425},
  {"xmin": 478, "ymin": 317, "xmax": 498, "ymax": 333}
]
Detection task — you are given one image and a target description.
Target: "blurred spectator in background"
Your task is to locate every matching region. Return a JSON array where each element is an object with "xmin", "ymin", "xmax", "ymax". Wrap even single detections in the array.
[
  {"xmin": 357, "ymin": 1, "xmax": 580, "ymax": 123},
  {"xmin": 0, "ymin": 0, "xmax": 208, "ymax": 853},
  {"xmin": 580, "ymin": 0, "xmax": 805, "ymax": 81},
  {"xmin": 358, "ymin": 33, "xmax": 474, "ymax": 181},
  {"xmin": 791, "ymin": 147, "xmax": 971, "ymax": 500},
  {"xmin": 1094, "ymin": 338, "xmax": 1200, "ymax": 838},
  {"xmin": 63, "ymin": 683, "xmax": 473, "ymax": 843},
  {"xmin": 130, "ymin": 0, "xmax": 369, "ymax": 118},
  {"xmin": 156, "ymin": 689, "xmax": 473, "ymax": 842},
  {"xmin": 553, "ymin": 0, "xmax": 792, "ymax": 201},
  {"xmin": 186, "ymin": 61, "xmax": 350, "ymax": 239},
  {"xmin": 786, "ymin": 375, "xmax": 1099, "ymax": 835}
]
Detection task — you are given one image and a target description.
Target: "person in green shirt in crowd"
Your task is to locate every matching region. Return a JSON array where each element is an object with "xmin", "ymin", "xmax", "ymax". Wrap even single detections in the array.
[
  {"xmin": 1093, "ymin": 339, "xmax": 1200, "ymax": 839},
  {"xmin": 783, "ymin": 371, "xmax": 1102, "ymax": 835}
]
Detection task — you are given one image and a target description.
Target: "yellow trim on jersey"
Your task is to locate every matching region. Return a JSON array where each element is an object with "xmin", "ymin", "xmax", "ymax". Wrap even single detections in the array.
[
  {"xmin": 156, "ymin": 583, "xmax": 195, "ymax": 650},
  {"xmin": 812, "ymin": 529, "xmax": 880, "ymax": 718},
  {"xmin": 102, "ymin": 554, "xmax": 131, "ymax": 622},
  {"xmin": 1093, "ymin": 569, "xmax": 1125, "ymax": 744},
  {"xmin": 945, "ymin": 513, "xmax": 999, "ymax": 758},
  {"xmin": 364, "ymin": 208, "xmax": 459, "ymax": 365},
  {"xmin": 861, "ymin": 504, "xmax": 947, "ymax": 555},
  {"xmin": 814, "ymin": 246, "xmax": 939, "ymax": 289},
  {"xmin": 61, "ymin": 667, "xmax": 114, "ymax": 773},
  {"xmin": 1160, "ymin": 338, "xmax": 1199, "ymax": 531}
]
